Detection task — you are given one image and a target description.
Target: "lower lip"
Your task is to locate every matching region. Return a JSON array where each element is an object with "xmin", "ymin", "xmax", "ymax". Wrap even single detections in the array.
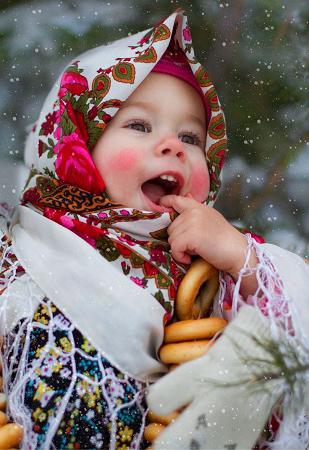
[{"xmin": 141, "ymin": 192, "xmax": 173, "ymax": 213}]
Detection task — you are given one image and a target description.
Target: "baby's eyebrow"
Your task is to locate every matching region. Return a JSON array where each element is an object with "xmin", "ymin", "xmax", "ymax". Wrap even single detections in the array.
[
  {"xmin": 120, "ymin": 101, "xmax": 205, "ymax": 129},
  {"xmin": 120, "ymin": 100, "xmax": 154, "ymax": 112},
  {"xmin": 183, "ymin": 113, "xmax": 205, "ymax": 129}
]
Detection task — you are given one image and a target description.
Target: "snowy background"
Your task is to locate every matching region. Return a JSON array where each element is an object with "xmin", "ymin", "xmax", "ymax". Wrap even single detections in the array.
[{"xmin": 0, "ymin": 0, "xmax": 308, "ymax": 256}]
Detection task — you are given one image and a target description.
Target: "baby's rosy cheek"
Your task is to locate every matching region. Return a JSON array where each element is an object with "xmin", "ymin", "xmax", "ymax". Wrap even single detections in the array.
[
  {"xmin": 107, "ymin": 149, "xmax": 140, "ymax": 172},
  {"xmin": 189, "ymin": 166, "xmax": 210, "ymax": 202}
]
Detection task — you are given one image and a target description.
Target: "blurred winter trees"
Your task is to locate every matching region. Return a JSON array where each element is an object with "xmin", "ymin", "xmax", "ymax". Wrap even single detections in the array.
[{"xmin": 0, "ymin": 0, "xmax": 308, "ymax": 254}]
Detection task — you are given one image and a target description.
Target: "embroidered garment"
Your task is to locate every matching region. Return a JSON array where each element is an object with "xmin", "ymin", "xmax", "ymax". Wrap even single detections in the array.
[{"xmin": 0, "ymin": 10, "xmax": 227, "ymax": 450}]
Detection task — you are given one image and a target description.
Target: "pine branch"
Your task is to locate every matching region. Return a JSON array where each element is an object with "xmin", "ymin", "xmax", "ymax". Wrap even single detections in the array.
[{"xmin": 198, "ymin": 328, "xmax": 309, "ymax": 409}]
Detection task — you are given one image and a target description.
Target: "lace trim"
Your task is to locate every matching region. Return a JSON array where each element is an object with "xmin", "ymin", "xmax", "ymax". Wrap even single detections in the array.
[
  {"xmin": 1, "ymin": 230, "xmax": 147, "ymax": 449},
  {"xmin": 219, "ymin": 234, "xmax": 309, "ymax": 449}
]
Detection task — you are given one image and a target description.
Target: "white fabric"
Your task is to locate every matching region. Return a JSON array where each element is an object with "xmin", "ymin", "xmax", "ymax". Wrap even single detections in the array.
[
  {"xmin": 222, "ymin": 239, "xmax": 309, "ymax": 449},
  {"xmin": 0, "ymin": 225, "xmax": 149, "ymax": 449},
  {"xmin": 147, "ymin": 304, "xmax": 283, "ymax": 450},
  {"xmin": 0, "ymin": 273, "xmax": 42, "ymax": 334},
  {"xmin": 257, "ymin": 243, "xmax": 309, "ymax": 449},
  {"xmin": 261, "ymin": 243, "xmax": 309, "ymax": 337},
  {"xmin": 10, "ymin": 205, "xmax": 167, "ymax": 382}
]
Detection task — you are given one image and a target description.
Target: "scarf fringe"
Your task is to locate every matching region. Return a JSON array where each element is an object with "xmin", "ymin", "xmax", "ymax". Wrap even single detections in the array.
[
  {"xmin": 1, "ymin": 210, "xmax": 148, "ymax": 450},
  {"xmin": 1, "ymin": 212, "xmax": 39, "ymax": 448},
  {"xmin": 219, "ymin": 234, "xmax": 309, "ymax": 449}
]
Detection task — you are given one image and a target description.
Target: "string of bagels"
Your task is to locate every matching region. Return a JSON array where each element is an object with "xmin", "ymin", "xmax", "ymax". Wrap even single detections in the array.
[{"xmin": 144, "ymin": 258, "xmax": 227, "ymax": 446}]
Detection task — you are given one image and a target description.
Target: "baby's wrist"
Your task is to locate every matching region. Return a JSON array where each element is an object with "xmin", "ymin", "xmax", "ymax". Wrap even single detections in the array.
[
  {"xmin": 226, "ymin": 234, "xmax": 250, "ymax": 280},
  {"xmin": 227, "ymin": 234, "xmax": 258, "ymax": 279},
  {"xmin": 228, "ymin": 242, "xmax": 259, "ymax": 298},
  {"xmin": 228, "ymin": 251, "xmax": 258, "ymax": 279}
]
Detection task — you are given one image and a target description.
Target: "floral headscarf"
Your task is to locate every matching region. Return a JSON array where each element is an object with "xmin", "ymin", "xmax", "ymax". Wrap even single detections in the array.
[{"xmin": 21, "ymin": 10, "xmax": 227, "ymax": 319}]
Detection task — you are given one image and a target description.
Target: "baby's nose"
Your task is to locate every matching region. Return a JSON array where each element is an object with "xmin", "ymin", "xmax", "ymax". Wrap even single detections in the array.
[{"xmin": 155, "ymin": 137, "xmax": 186, "ymax": 161}]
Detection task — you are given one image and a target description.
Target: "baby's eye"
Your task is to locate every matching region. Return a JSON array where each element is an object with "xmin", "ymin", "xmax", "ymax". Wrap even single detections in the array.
[
  {"xmin": 126, "ymin": 120, "xmax": 151, "ymax": 133},
  {"xmin": 179, "ymin": 132, "xmax": 202, "ymax": 146}
]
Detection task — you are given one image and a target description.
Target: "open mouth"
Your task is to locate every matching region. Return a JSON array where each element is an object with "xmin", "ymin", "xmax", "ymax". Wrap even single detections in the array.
[{"xmin": 141, "ymin": 173, "xmax": 183, "ymax": 206}]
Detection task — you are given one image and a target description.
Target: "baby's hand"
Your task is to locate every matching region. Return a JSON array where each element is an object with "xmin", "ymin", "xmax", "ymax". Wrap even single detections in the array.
[{"xmin": 161, "ymin": 194, "xmax": 254, "ymax": 283}]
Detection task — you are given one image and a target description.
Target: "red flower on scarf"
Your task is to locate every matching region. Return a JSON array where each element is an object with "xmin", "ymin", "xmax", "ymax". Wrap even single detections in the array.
[
  {"xmin": 216, "ymin": 149, "xmax": 225, "ymax": 170},
  {"xmin": 55, "ymin": 133, "xmax": 105, "ymax": 194},
  {"xmin": 137, "ymin": 36, "xmax": 150, "ymax": 45},
  {"xmin": 168, "ymin": 282, "xmax": 176, "ymax": 300},
  {"xmin": 41, "ymin": 112, "xmax": 57, "ymax": 136},
  {"xmin": 118, "ymin": 234, "xmax": 136, "ymax": 246},
  {"xmin": 72, "ymin": 220, "xmax": 107, "ymax": 240},
  {"xmin": 23, "ymin": 187, "xmax": 40, "ymax": 205},
  {"xmin": 143, "ymin": 261, "xmax": 159, "ymax": 277},
  {"xmin": 183, "ymin": 25, "xmax": 191, "ymax": 42},
  {"xmin": 66, "ymin": 102, "xmax": 89, "ymax": 144},
  {"xmin": 38, "ymin": 140, "xmax": 44, "ymax": 157},
  {"xmin": 59, "ymin": 70, "xmax": 89, "ymax": 98},
  {"xmin": 170, "ymin": 260, "xmax": 182, "ymax": 278},
  {"xmin": 115, "ymin": 242, "xmax": 132, "ymax": 258},
  {"xmin": 88, "ymin": 105, "xmax": 98, "ymax": 121},
  {"xmin": 44, "ymin": 208, "xmax": 72, "ymax": 229},
  {"xmin": 149, "ymin": 248, "xmax": 167, "ymax": 265},
  {"xmin": 130, "ymin": 276, "xmax": 147, "ymax": 288},
  {"xmin": 210, "ymin": 171, "xmax": 217, "ymax": 181}
]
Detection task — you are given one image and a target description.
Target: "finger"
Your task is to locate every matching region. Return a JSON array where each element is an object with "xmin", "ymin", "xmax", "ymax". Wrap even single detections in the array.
[
  {"xmin": 147, "ymin": 358, "xmax": 203, "ymax": 414},
  {"xmin": 160, "ymin": 195, "xmax": 198, "ymax": 214},
  {"xmin": 169, "ymin": 235, "xmax": 192, "ymax": 265},
  {"xmin": 167, "ymin": 220, "xmax": 189, "ymax": 242},
  {"xmin": 166, "ymin": 213, "xmax": 185, "ymax": 235},
  {"xmin": 169, "ymin": 229, "xmax": 200, "ymax": 264}
]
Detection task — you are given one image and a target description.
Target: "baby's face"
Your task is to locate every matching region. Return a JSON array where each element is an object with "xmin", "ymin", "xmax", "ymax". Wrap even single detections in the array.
[{"xmin": 92, "ymin": 72, "xmax": 209, "ymax": 212}]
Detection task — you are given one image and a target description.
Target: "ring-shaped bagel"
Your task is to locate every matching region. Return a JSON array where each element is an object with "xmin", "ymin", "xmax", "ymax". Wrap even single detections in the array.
[
  {"xmin": 159, "ymin": 340, "xmax": 212, "ymax": 365},
  {"xmin": 147, "ymin": 410, "xmax": 179, "ymax": 426},
  {"xmin": 0, "ymin": 411, "xmax": 8, "ymax": 427},
  {"xmin": 0, "ymin": 424, "xmax": 23, "ymax": 449},
  {"xmin": 164, "ymin": 317, "xmax": 227, "ymax": 344},
  {"xmin": 176, "ymin": 258, "xmax": 219, "ymax": 320},
  {"xmin": 144, "ymin": 423, "xmax": 165, "ymax": 442}
]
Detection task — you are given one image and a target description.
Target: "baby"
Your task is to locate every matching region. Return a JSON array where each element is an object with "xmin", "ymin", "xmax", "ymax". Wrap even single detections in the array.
[
  {"xmin": 92, "ymin": 69, "xmax": 258, "ymax": 298},
  {"xmin": 1, "ymin": 9, "xmax": 308, "ymax": 450}
]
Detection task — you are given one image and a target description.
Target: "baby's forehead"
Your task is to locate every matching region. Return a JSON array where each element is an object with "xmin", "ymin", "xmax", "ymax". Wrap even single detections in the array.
[
  {"xmin": 120, "ymin": 100, "xmax": 154, "ymax": 112},
  {"xmin": 120, "ymin": 75, "xmax": 205, "ymax": 119}
]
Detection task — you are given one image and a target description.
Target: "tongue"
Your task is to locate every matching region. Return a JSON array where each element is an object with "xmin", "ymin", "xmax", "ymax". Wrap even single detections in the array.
[{"xmin": 142, "ymin": 181, "xmax": 166, "ymax": 205}]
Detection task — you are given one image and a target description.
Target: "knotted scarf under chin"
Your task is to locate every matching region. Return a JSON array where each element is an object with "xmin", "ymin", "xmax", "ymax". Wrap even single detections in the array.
[{"xmin": 22, "ymin": 174, "xmax": 186, "ymax": 322}]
